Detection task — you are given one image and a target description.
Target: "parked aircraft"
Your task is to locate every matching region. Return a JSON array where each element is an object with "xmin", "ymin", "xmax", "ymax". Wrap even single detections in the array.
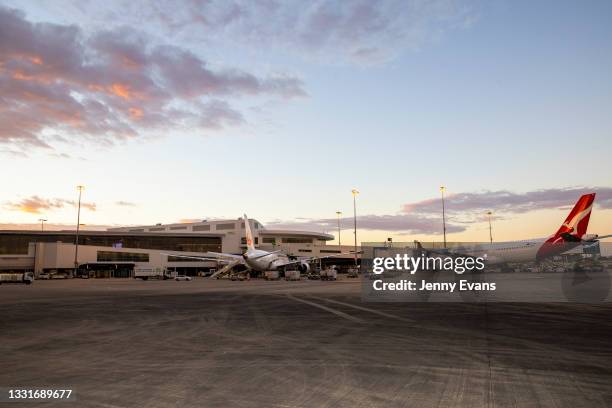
[
  {"xmin": 164, "ymin": 214, "xmax": 357, "ymax": 276},
  {"xmin": 416, "ymin": 193, "xmax": 611, "ymax": 264}
]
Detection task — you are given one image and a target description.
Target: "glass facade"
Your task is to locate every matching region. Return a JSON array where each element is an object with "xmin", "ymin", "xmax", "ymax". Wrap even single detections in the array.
[
  {"xmin": 193, "ymin": 225, "xmax": 210, "ymax": 231},
  {"xmin": 97, "ymin": 251, "xmax": 149, "ymax": 262},
  {"xmin": 0, "ymin": 232, "xmax": 222, "ymax": 255},
  {"xmin": 167, "ymin": 255, "xmax": 205, "ymax": 262},
  {"xmin": 215, "ymin": 223, "xmax": 235, "ymax": 230},
  {"xmin": 282, "ymin": 237, "xmax": 313, "ymax": 244},
  {"xmin": 241, "ymin": 222, "xmax": 261, "ymax": 229}
]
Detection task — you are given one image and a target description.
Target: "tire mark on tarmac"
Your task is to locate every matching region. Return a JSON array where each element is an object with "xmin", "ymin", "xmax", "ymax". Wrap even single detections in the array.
[
  {"xmin": 285, "ymin": 294, "xmax": 365, "ymax": 323},
  {"xmin": 308, "ymin": 296, "xmax": 415, "ymax": 323}
]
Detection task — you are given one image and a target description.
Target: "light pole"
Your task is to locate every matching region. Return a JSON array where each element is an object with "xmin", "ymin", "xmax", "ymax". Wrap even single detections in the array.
[
  {"xmin": 440, "ymin": 186, "xmax": 447, "ymax": 249},
  {"xmin": 487, "ymin": 211, "xmax": 493, "ymax": 244},
  {"xmin": 351, "ymin": 189, "xmax": 359, "ymax": 267},
  {"xmin": 336, "ymin": 211, "xmax": 342, "ymax": 247},
  {"xmin": 74, "ymin": 185, "xmax": 85, "ymax": 277},
  {"xmin": 38, "ymin": 218, "xmax": 47, "ymax": 231}
]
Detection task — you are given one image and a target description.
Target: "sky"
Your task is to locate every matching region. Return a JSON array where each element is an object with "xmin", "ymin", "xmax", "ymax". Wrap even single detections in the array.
[{"xmin": 1, "ymin": 0, "xmax": 611, "ymax": 244}]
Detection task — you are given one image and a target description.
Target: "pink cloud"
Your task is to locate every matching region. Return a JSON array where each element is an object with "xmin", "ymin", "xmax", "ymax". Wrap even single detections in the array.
[{"xmin": 0, "ymin": 6, "xmax": 306, "ymax": 153}]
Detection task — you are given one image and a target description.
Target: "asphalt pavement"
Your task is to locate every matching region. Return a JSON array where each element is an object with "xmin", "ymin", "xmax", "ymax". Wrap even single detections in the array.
[{"xmin": 1, "ymin": 277, "xmax": 611, "ymax": 407}]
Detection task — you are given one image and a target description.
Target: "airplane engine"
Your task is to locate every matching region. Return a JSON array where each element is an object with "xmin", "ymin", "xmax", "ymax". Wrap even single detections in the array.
[{"xmin": 298, "ymin": 262, "xmax": 310, "ymax": 274}]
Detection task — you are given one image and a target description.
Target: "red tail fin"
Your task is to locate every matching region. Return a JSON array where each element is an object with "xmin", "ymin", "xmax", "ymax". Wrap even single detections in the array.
[{"xmin": 552, "ymin": 193, "xmax": 595, "ymax": 239}]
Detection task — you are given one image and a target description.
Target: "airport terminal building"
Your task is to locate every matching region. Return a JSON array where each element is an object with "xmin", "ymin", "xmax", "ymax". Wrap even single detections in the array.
[{"xmin": 0, "ymin": 218, "xmax": 357, "ymax": 277}]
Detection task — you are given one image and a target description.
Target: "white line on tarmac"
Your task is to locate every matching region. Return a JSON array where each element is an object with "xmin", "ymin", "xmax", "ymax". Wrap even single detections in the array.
[
  {"xmin": 286, "ymin": 294, "xmax": 365, "ymax": 323},
  {"xmin": 309, "ymin": 296, "xmax": 414, "ymax": 323}
]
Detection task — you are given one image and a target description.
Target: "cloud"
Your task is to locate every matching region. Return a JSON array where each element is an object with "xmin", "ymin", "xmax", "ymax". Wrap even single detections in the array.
[
  {"xmin": 0, "ymin": 6, "xmax": 306, "ymax": 153},
  {"xmin": 79, "ymin": 202, "xmax": 97, "ymax": 211},
  {"xmin": 0, "ymin": 223, "xmax": 111, "ymax": 231},
  {"xmin": 198, "ymin": 100, "xmax": 246, "ymax": 130},
  {"xmin": 4, "ymin": 195, "xmax": 96, "ymax": 214},
  {"xmin": 115, "ymin": 200, "xmax": 137, "ymax": 207},
  {"xmin": 47, "ymin": 152, "xmax": 73, "ymax": 159},
  {"xmin": 266, "ymin": 187, "xmax": 612, "ymax": 235},
  {"xmin": 402, "ymin": 187, "xmax": 612, "ymax": 217},
  {"xmin": 129, "ymin": 0, "xmax": 479, "ymax": 64},
  {"xmin": 266, "ymin": 213, "xmax": 465, "ymax": 235},
  {"xmin": 0, "ymin": 149, "xmax": 28, "ymax": 157},
  {"xmin": 178, "ymin": 218, "xmax": 204, "ymax": 223}
]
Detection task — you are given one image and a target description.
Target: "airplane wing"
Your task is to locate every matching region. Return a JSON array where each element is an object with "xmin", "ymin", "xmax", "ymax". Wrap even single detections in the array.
[
  {"xmin": 160, "ymin": 252, "xmax": 244, "ymax": 262},
  {"xmin": 593, "ymin": 234, "xmax": 612, "ymax": 240},
  {"xmin": 563, "ymin": 234, "xmax": 612, "ymax": 243},
  {"xmin": 206, "ymin": 251, "xmax": 244, "ymax": 260},
  {"xmin": 276, "ymin": 251, "xmax": 361, "ymax": 267}
]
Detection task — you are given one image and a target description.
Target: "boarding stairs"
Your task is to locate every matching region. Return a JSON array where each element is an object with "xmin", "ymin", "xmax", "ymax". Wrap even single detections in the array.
[{"xmin": 210, "ymin": 260, "xmax": 242, "ymax": 279}]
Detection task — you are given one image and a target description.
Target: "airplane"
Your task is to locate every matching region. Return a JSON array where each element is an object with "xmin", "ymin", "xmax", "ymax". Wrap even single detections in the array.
[
  {"xmin": 415, "ymin": 193, "xmax": 611, "ymax": 265},
  {"xmin": 163, "ymin": 214, "xmax": 358, "ymax": 276}
]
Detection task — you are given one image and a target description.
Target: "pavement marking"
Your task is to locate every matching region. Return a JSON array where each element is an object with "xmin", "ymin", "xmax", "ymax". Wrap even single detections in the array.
[
  {"xmin": 309, "ymin": 296, "xmax": 415, "ymax": 323},
  {"xmin": 286, "ymin": 294, "xmax": 365, "ymax": 323}
]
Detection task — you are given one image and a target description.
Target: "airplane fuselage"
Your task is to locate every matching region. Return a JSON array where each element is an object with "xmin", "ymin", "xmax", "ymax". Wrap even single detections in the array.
[
  {"xmin": 460, "ymin": 238, "xmax": 582, "ymax": 264},
  {"xmin": 243, "ymin": 249, "xmax": 291, "ymax": 271}
]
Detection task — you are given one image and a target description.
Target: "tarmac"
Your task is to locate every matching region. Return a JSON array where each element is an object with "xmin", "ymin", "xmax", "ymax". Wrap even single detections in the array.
[{"xmin": 1, "ymin": 276, "xmax": 612, "ymax": 407}]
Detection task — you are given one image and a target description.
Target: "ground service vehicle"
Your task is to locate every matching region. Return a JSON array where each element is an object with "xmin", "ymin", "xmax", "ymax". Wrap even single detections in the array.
[
  {"xmin": 134, "ymin": 267, "xmax": 168, "ymax": 280},
  {"xmin": 285, "ymin": 270, "xmax": 300, "ymax": 281},
  {"xmin": 0, "ymin": 272, "xmax": 34, "ymax": 285},
  {"xmin": 264, "ymin": 271, "xmax": 280, "ymax": 280},
  {"xmin": 320, "ymin": 267, "xmax": 337, "ymax": 281}
]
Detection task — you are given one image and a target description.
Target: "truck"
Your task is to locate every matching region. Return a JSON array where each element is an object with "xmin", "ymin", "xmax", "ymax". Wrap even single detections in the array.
[
  {"xmin": 320, "ymin": 266, "xmax": 337, "ymax": 281},
  {"xmin": 134, "ymin": 267, "xmax": 168, "ymax": 280},
  {"xmin": 264, "ymin": 270, "xmax": 280, "ymax": 280},
  {"xmin": 346, "ymin": 268, "xmax": 359, "ymax": 278},
  {"xmin": 284, "ymin": 270, "xmax": 301, "ymax": 281},
  {"xmin": 0, "ymin": 271, "xmax": 34, "ymax": 285}
]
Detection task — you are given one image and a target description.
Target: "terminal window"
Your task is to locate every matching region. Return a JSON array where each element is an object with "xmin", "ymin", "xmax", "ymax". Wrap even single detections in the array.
[
  {"xmin": 0, "ymin": 233, "xmax": 222, "ymax": 255},
  {"xmin": 240, "ymin": 222, "xmax": 260, "ymax": 229},
  {"xmin": 97, "ymin": 251, "xmax": 149, "ymax": 262},
  {"xmin": 215, "ymin": 223, "xmax": 235, "ymax": 230},
  {"xmin": 282, "ymin": 237, "xmax": 312, "ymax": 244},
  {"xmin": 170, "ymin": 226, "xmax": 187, "ymax": 230},
  {"xmin": 192, "ymin": 225, "xmax": 210, "ymax": 231},
  {"xmin": 262, "ymin": 237, "xmax": 276, "ymax": 244},
  {"xmin": 167, "ymin": 255, "xmax": 203, "ymax": 262}
]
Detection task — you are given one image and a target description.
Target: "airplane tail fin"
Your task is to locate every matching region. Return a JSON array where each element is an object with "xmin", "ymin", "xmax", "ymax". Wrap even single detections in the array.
[
  {"xmin": 553, "ymin": 193, "xmax": 596, "ymax": 240},
  {"xmin": 243, "ymin": 214, "xmax": 255, "ymax": 251}
]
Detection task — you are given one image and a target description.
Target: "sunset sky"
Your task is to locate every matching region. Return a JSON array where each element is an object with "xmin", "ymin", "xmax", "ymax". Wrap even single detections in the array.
[{"xmin": 1, "ymin": 0, "xmax": 611, "ymax": 243}]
